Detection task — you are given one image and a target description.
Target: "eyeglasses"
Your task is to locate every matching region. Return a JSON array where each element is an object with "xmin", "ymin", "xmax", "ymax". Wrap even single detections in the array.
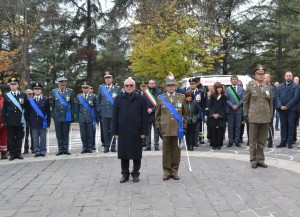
[{"xmin": 125, "ymin": 84, "xmax": 134, "ymax": 87}]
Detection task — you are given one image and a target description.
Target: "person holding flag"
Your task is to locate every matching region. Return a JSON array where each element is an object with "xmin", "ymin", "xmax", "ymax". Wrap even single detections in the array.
[
  {"xmin": 27, "ymin": 83, "xmax": 51, "ymax": 157},
  {"xmin": 155, "ymin": 73, "xmax": 187, "ymax": 181},
  {"xmin": 52, "ymin": 74, "xmax": 74, "ymax": 155},
  {"xmin": 77, "ymin": 82, "xmax": 98, "ymax": 153},
  {"xmin": 143, "ymin": 79, "xmax": 162, "ymax": 151},
  {"xmin": 97, "ymin": 71, "xmax": 121, "ymax": 153}
]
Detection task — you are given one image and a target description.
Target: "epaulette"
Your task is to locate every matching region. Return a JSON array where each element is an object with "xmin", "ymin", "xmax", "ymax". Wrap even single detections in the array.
[
  {"xmin": 247, "ymin": 80, "xmax": 255, "ymax": 86},
  {"xmin": 92, "ymin": 93, "xmax": 97, "ymax": 96},
  {"xmin": 67, "ymin": 88, "xmax": 73, "ymax": 91},
  {"xmin": 177, "ymin": 93, "xmax": 184, "ymax": 96}
]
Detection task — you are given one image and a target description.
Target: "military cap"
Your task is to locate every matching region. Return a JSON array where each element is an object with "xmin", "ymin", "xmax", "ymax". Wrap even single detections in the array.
[
  {"xmin": 25, "ymin": 89, "xmax": 33, "ymax": 94},
  {"xmin": 165, "ymin": 72, "xmax": 177, "ymax": 85},
  {"xmin": 252, "ymin": 64, "xmax": 266, "ymax": 74},
  {"xmin": 8, "ymin": 77, "xmax": 19, "ymax": 85},
  {"xmin": 189, "ymin": 78, "xmax": 197, "ymax": 83},
  {"xmin": 32, "ymin": 82, "xmax": 43, "ymax": 89},
  {"xmin": 56, "ymin": 74, "xmax": 68, "ymax": 82},
  {"xmin": 81, "ymin": 81, "xmax": 90, "ymax": 88},
  {"xmin": 104, "ymin": 71, "xmax": 113, "ymax": 78}
]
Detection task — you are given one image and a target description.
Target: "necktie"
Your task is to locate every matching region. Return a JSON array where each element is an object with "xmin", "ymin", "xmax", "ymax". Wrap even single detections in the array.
[
  {"xmin": 170, "ymin": 95, "xmax": 173, "ymax": 102},
  {"xmin": 85, "ymin": 94, "xmax": 88, "ymax": 99},
  {"xmin": 37, "ymin": 97, "xmax": 39, "ymax": 102}
]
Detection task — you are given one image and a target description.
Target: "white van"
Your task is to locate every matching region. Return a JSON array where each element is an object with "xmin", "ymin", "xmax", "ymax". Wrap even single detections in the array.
[{"xmin": 180, "ymin": 75, "xmax": 252, "ymax": 89}]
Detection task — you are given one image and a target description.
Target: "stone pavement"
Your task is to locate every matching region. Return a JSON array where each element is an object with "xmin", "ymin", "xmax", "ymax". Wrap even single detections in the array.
[{"xmin": 1, "ymin": 124, "xmax": 300, "ymax": 217}]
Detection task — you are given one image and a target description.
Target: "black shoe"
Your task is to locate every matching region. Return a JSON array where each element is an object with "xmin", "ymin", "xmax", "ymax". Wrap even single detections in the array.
[
  {"xmin": 216, "ymin": 147, "xmax": 221, "ymax": 150},
  {"xmin": 155, "ymin": 147, "xmax": 159, "ymax": 151},
  {"xmin": 194, "ymin": 143, "xmax": 199, "ymax": 147},
  {"xmin": 56, "ymin": 152, "xmax": 64, "ymax": 156},
  {"xmin": 132, "ymin": 176, "xmax": 139, "ymax": 182},
  {"xmin": 111, "ymin": 148, "xmax": 117, "ymax": 152},
  {"xmin": 1, "ymin": 153, "xmax": 7, "ymax": 159},
  {"xmin": 267, "ymin": 144, "xmax": 273, "ymax": 148},
  {"xmin": 227, "ymin": 143, "xmax": 233, "ymax": 147},
  {"xmin": 17, "ymin": 156, "xmax": 24, "ymax": 160},
  {"xmin": 144, "ymin": 147, "xmax": 151, "ymax": 151},
  {"xmin": 86, "ymin": 150, "xmax": 93, "ymax": 153},
  {"xmin": 120, "ymin": 176, "xmax": 129, "ymax": 183},
  {"xmin": 81, "ymin": 150, "xmax": 87, "ymax": 154},
  {"xmin": 276, "ymin": 144, "xmax": 286, "ymax": 148},
  {"xmin": 104, "ymin": 149, "xmax": 109, "ymax": 153},
  {"xmin": 9, "ymin": 157, "xmax": 14, "ymax": 161},
  {"xmin": 200, "ymin": 139, "xmax": 205, "ymax": 144},
  {"xmin": 163, "ymin": 175, "xmax": 170, "ymax": 181},
  {"xmin": 288, "ymin": 146, "xmax": 293, "ymax": 149},
  {"xmin": 246, "ymin": 142, "xmax": 249, "ymax": 146},
  {"xmin": 34, "ymin": 154, "xmax": 39, "ymax": 157},
  {"xmin": 257, "ymin": 162, "xmax": 268, "ymax": 168},
  {"xmin": 92, "ymin": 147, "xmax": 96, "ymax": 151},
  {"xmin": 64, "ymin": 151, "xmax": 71, "ymax": 155},
  {"xmin": 23, "ymin": 150, "xmax": 29, "ymax": 154},
  {"xmin": 172, "ymin": 175, "xmax": 180, "ymax": 180},
  {"xmin": 239, "ymin": 140, "xmax": 244, "ymax": 143},
  {"xmin": 190, "ymin": 146, "xmax": 193, "ymax": 151},
  {"xmin": 236, "ymin": 143, "xmax": 241, "ymax": 147},
  {"xmin": 251, "ymin": 163, "xmax": 257, "ymax": 169},
  {"xmin": 212, "ymin": 147, "xmax": 216, "ymax": 150},
  {"xmin": 40, "ymin": 154, "xmax": 46, "ymax": 157}
]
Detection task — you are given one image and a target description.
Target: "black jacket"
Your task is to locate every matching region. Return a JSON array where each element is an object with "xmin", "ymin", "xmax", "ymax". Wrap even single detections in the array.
[{"xmin": 207, "ymin": 94, "xmax": 227, "ymax": 128}]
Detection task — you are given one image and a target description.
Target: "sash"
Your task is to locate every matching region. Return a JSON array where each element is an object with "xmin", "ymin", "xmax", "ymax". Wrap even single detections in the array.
[
  {"xmin": 101, "ymin": 85, "xmax": 114, "ymax": 105},
  {"xmin": 228, "ymin": 86, "xmax": 240, "ymax": 104},
  {"xmin": 77, "ymin": 95, "xmax": 96, "ymax": 129},
  {"xmin": 28, "ymin": 97, "xmax": 48, "ymax": 129},
  {"xmin": 54, "ymin": 90, "xmax": 72, "ymax": 122},
  {"xmin": 144, "ymin": 89, "xmax": 157, "ymax": 107},
  {"xmin": 159, "ymin": 95, "xmax": 184, "ymax": 140},
  {"xmin": 6, "ymin": 92, "xmax": 26, "ymax": 127}
]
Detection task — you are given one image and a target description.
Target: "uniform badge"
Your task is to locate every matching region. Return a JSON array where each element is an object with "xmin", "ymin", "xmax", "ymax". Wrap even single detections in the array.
[
  {"xmin": 19, "ymin": 98, "xmax": 24, "ymax": 104},
  {"xmin": 265, "ymin": 90, "xmax": 270, "ymax": 97},
  {"xmin": 65, "ymin": 96, "xmax": 70, "ymax": 102},
  {"xmin": 112, "ymin": 92, "xmax": 117, "ymax": 98},
  {"xmin": 89, "ymin": 101, "xmax": 93, "ymax": 106}
]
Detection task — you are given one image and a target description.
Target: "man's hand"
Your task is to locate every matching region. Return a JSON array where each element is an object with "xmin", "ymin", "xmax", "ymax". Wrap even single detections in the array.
[
  {"xmin": 147, "ymin": 108, "xmax": 153, "ymax": 114},
  {"xmin": 141, "ymin": 135, "xmax": 146, "ymax": 143},
  {"xmin": 232, "ymin": 105, "xmax": 238, "ymax": 110}
]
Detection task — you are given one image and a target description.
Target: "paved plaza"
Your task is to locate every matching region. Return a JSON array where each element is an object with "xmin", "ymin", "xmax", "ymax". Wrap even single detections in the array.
[{"xmin": 1, "ymin": 124, "xmax": 300, "ymax": 217}]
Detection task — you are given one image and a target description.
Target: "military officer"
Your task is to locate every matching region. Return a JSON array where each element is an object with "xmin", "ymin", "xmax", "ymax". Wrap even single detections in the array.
[
  {"xmin": 77, "ymin": 82, "xmax": 97, "ymax": 153},
  {"xmin": 52, "ymin": 75, "xmax": 74, "ymax": 155},
  {"xmin": 155, "ymin": 73, "xmax": 187, "ymax": 180},
  {"xmin": 89, "ymin": 85, "xmax": 98, "ymax": 150},
  {"xmin": 27, "ymin": 83, "xmax": 51, "ymax": 157},
  {"xmin": 97, "ymin": 71, "xmax": 121, "ymax": 153},
  {"xmin": 243, "ymin": 65, "xmax": 273, "ymax": 168},
  {"xmin": 3, "ymin": 78, "xmax": 27, "ymax": 161}
]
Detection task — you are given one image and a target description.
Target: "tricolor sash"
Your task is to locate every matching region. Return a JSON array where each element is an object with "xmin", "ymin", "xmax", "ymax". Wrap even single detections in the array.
[
  {"xmin": 6, "ymin": 92, "xmax": 26, "ymax": 127},
  {"xmin": 144, "ymin": 89, "xmax": 157, "ymax": 106},
  {"xmin": 77, "ymin": 95, "xmax": 96, "ymax": 129},
  {"xmin": 159, "ymin": 95, "xmax": 184, "ymax": 140},
  {"xmin": 101, "ymin": 85, "xmax": 114, "ymax": 105},
  {"xmin": 54, "ymin": 90, "xmax": 72, "ymax": 122},
  {"xmin": 28, "ymin": 97, "xmax": 48, "ymax": 129},
  {"xmin": 228, "ymin": 86, "xmax": 240, "ymax": 104}
]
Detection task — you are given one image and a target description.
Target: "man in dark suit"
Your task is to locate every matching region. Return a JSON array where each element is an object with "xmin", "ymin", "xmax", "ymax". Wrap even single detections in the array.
[
  {"xmin": 225, "ymin": 75, "xmax": 245, "ymax": 147},
  {"xmin": 276, "ymin": 71, "xmax": 300, "ymax": 149},
  {"xmin": 77, "ymin": 82, "xmax": 97, "ymax": 153},
  {"xmin": 24, "ymin": 89, "xmax": 34, "ymax": 154},
  {"xmin": 144, "ymin": 79, "xmax": 162, "ymax": 151},
  {"xmin": 97, "ymin": 71, "xmax": 121, "ymax": 153},
  {"xmin": 3, "ymin": 78, "xmax": 27, "ymax": 161},
  {"xmin": 27, "ymin": 83, "xmax": 51, "ymax": 157},
  {"xmin": 52, "ymin": 75, "xmax": 74, "ymax": 155}
]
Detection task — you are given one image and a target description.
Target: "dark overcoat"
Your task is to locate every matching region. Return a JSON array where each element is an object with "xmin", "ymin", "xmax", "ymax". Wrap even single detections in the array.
[
  {"xmin": 112, "ymin": 92, "xmax": 148, "ymax": 160},
  {"xmin": 207, "ymin": 94, "xmax": 227, "ymax": 128}
]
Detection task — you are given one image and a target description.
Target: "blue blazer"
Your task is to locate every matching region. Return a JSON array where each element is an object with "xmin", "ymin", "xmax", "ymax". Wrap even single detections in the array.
[
  {"xmin": 225, "ymin": 85, "xmax": 244, "ymax": 114},
  {"xmin": 276, "ymin": 82, "xmax": 300, "ymax": 112}
]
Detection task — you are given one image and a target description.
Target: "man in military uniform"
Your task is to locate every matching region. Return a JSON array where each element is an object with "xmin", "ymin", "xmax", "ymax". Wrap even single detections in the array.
[
  {"xmin": 97, "ymin": 71, "xmax": 121, "ymax": 153},
  {"xmin": 89, "ymin": 85, "xmax": 98, "ymax": 150},
  {"xmin": 52, "ymin": 75, "xmax": 74, "ymax": 155},
  {"xmin": 155, "ymin": 73, "xmax": 187, "ymax": 180},
  {"xmin": 27, "ymin": 83, "xmax": 51, "ymax": 157},
  {"xmin": 77, "ymin": 82, "xmax": 97, "ymax": 153},
  {"xmin": 3, "ymin": 78, "xmax": 27, "ymax": 161},
  {"xmin": 24, "ymin": 89, "xmax": 34, "ymax": 154},
  {"xmin": 244, "ymin": 65, "xmax": 273, "ymax": 168}
]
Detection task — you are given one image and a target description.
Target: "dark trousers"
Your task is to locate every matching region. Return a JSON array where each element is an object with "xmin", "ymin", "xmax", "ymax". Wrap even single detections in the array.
[
  {"xmin": 293, "ymin": 112, "xmax": 299, "ymax": 142},
  {"xmin": 240, "ymin": 122, "xmax": 245, "ymax": 142},
  {"xmin": 210, "ymin": 126, "xmax": 224, "ymax": 148},
  {"xmin": 121, "ymin": 159, "xmax": 141, "ymax": 177},
  {"xmin": 54, "ymin": 121, "xmax": 70, "ymax": 152},
  {"xmin": 25, "ymin": 125, "xmax": 34, "ymax": 151},
  {"xmin": 268, "ymin": 118, "xmax": 274, "ymax": 146},
  {"xmin": 227, "ymin": 113, "xmax": 242, "ymax": 144},
  {"xmin": 100, "ymin": 121, "xmax": 104, "ymax": 144},
  {"xmin": 92, "ymin": 125, "xmax": 96, "ymax": 149},
  {"xmin": 185, "ymin": 124, "xmax": 196, "ymax": 148},
  {"xmin": 7, "ymin": 125, "xmax": 24, "ymax": 157},
  {"xmin": 195, "ymin": 120, "xmax": 204, "ymax": 143},
  {"xmin": 146, "ymin": 120, "xmax": 159, "ymax": 148},
  {"xmin": 32, "ymin": 128, "xmax": 47, "ymax": 155},
  {"xmin": 79, "ymin": 122, "xmax": 94, "ymax": 151},
  {"xmin": 102, "ymin": 117, "xmax": 115, "ymax": 150},
  {"xmin": 279, "ymin": 111, "xmax": 296, "ymax": 147}
]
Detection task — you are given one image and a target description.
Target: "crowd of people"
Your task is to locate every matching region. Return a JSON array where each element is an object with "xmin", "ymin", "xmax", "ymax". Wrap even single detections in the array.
[{"xmin": 0, "ymin": 64, "xmax": 299, "ymax": 182}]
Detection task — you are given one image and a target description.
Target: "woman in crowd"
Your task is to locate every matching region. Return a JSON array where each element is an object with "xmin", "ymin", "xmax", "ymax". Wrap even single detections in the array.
[{"xmin": 207, "ymin": 82, "xmax": 227, "ymax": 150}]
